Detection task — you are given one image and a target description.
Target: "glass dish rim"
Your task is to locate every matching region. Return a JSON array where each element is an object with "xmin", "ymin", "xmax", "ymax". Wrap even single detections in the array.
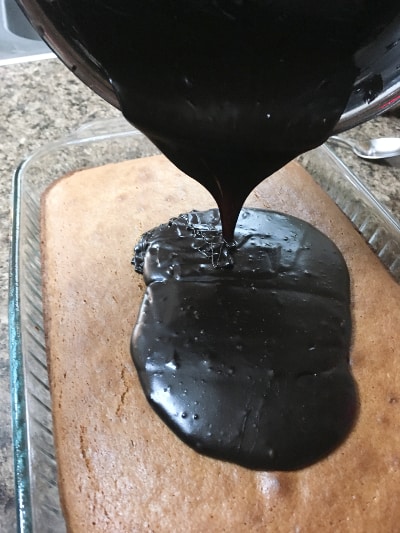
[{"xmin": 8, "ymin": 117, "xmax": 149, "ymax": 531}]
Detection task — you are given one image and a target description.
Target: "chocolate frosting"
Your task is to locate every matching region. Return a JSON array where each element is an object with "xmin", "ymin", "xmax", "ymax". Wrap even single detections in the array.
[{"xmin": 131, "ymin": 208, "xmax": 357, "ymax": 470}]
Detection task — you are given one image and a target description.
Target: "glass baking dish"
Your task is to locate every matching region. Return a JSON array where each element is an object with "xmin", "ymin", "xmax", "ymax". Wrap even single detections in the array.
[{"xmin": 9, "ymin": 116, "xmax": 400, "ymax": 533}]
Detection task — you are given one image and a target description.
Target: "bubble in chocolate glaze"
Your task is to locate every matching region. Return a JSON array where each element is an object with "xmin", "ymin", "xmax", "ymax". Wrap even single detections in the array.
[{"xmin": 131, "ymin": 208, "xmax": 357, "ymax": 471}]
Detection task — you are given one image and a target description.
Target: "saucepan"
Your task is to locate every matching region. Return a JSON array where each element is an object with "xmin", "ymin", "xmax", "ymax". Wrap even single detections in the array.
[{"xmin": 16, "ymin": 0, "xmax": 400, "ymax": 134}]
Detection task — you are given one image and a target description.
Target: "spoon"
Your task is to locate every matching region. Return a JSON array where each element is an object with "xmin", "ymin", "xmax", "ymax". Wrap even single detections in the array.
[{"xmin": 328, "ymin": 135, "xmax": 400, "ymax": 160}]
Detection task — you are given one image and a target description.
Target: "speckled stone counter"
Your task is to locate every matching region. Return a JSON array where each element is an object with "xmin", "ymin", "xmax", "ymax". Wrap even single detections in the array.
[{"xmin": 0, "ymin": 58, "xmax": 399, "ymax": 532}]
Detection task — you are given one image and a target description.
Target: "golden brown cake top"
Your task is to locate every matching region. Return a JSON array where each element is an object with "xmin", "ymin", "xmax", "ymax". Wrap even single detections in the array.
[{"xmin": 41, "ymin": 156, "xmax": 400, "ymax": 532}]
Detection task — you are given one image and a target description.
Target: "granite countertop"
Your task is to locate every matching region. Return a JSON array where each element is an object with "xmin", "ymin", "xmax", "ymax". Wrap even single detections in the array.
[{"xmin": 0, "ymin": 58, "xmax": 399, "ymax": 532}]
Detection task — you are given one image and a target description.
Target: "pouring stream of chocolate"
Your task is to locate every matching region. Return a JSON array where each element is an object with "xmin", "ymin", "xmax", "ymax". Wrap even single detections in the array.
[{"xmin": 58, "ymin": 0, "xmax": 398, "ymax": 240}]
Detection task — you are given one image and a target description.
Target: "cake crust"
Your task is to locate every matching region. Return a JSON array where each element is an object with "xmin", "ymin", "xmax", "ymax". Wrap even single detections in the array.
[{"xmin": 41, "ymin": 155, "xmax": 400, "ymax": 532}]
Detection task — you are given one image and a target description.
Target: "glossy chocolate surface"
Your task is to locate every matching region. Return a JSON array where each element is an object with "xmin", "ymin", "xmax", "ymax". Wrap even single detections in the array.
[{"xmin": 131, "ymin": 209, "xmax": 357, "ymax": 470}]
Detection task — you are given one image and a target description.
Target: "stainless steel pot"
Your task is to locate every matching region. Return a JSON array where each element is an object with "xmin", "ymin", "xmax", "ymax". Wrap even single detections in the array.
[{"xmin": 17, "ymin": 0, "xmax": 400, "ymax": 133}]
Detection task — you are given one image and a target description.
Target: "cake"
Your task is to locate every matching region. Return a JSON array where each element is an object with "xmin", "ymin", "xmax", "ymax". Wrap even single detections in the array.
[{"xmin": 41, "ymin": 155, "xmax": 400, "ymax": 532}]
